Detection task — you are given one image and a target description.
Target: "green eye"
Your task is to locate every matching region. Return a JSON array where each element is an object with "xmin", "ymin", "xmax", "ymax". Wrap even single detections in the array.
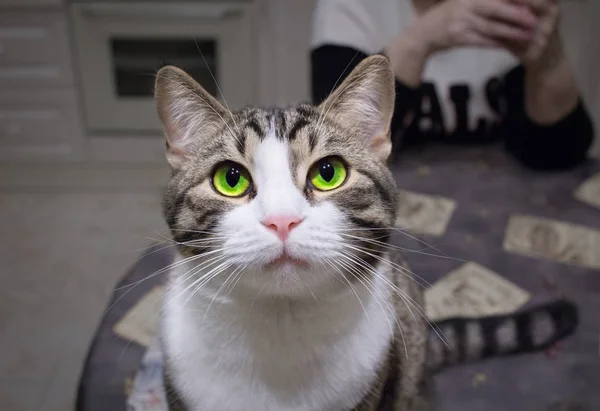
[
  {"xmin": 212, "ymin": 162, "xmax": 251, "ymax": 197},
  {"xmin": 308, "ymin": 157, "xmax": 348, "ymax": 191}
]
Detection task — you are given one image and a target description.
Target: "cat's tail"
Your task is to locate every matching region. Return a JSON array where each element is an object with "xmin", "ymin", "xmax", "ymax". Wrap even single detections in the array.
[{"xmin": 427, "ymin": 299, "xmax": 578, "ymax": 373}]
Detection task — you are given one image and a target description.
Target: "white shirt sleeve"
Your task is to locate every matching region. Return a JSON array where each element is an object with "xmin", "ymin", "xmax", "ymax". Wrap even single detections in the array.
[{"xmin": 311, "ymin": 0, "xmax": 396, "ymax": 54}]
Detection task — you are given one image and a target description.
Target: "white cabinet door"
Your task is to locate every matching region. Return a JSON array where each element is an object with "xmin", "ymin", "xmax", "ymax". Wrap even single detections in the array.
[
  {"xmin": 0, "ymin": 12, "xmax": 74, "ymax": 87},
  {"xmin": 0, "ymin": 89, "xmax": 82, "ymax": 161},
  {"xmin": 0, "ymin": 0, "xmax": 62, "ymax": 7}
]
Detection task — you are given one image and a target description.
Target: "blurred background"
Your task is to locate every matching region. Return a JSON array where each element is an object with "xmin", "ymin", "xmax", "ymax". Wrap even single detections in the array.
[{"xmin": 0, "ymin": 0, "xmax": 599, "ymax": 410}]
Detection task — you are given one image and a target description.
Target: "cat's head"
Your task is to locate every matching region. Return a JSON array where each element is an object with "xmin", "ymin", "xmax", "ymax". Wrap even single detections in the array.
[{"xmin": 155, "ymin": 55, "xmax": 397, "ymax": 298}]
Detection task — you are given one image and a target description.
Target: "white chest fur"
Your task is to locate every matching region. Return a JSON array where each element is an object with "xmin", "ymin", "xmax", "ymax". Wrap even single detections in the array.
[{"xmin": 161, "ymin": 262, "xmax": 395, "ymax": 411}]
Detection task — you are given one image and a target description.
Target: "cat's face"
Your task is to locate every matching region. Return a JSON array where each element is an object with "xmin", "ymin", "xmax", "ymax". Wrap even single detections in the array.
[{"xmin": 156, "ymin": 56, "xmax": 397, "ymax": 298}]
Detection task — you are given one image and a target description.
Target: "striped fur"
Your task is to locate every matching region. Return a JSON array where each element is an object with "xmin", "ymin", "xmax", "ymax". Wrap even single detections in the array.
[
  {"xmin": 426, "ymin": 299, "xmax": 578, "ymax": 373},
  {"xmin": 154, "ymin": 57, "xmax": 578, "ymax": 411}
]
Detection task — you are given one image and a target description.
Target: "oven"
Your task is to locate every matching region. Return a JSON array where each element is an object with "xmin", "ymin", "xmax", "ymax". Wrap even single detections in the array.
[{"xmin": 70, "ymin": 1, "xmax": 256, "ymax": 134}]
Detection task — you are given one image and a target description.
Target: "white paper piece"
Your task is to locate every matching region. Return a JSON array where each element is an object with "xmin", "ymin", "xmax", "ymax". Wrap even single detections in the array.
[
  {"xmin": 504, "ymin": 214, "xmax": 600, "ymax": 269},
  {"xmin": 395, "ymin": 190, "xmax": 457, "ymax": 236},
  {"xmin": 575, "ymin": 173, "xmax": 600, "ymax": 209},
  {"xmin": 127, "ymin": 336, "xmax": 168, "ymax": 411},
  {"xmin": 425, "ymin": 261, "xmax": 530, "ymax": 322},
  {"xmin": 113, "ymin": 286, "xmax": 164, "ymax": 347}
]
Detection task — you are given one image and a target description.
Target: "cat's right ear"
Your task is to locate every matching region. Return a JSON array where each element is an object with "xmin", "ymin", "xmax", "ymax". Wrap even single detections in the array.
[
  {"xmin": 154, "ymin": 66, "xmax": 230, "ymax": 169},
  {"xmin": 317, "ymin": 55, "xmax": 395, "ymax": 162}
]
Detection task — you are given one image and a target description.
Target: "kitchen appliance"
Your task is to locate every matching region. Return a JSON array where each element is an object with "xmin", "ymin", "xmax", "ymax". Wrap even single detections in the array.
[{"xmin": 71, "ymin": 1, "xmax": 255, "ymax": 134}]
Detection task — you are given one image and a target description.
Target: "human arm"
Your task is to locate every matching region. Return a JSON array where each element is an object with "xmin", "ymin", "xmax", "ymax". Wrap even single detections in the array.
[
  {"xmin": 311, "ymin": 0, "xmax": 540, "ymax": 148},
  {"xmin": 502, "ymin": 1, "xmax": 594, "ymax": 169}
]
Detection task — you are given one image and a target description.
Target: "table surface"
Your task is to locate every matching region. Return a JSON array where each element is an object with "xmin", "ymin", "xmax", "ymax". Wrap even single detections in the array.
[{"xmin": 77, "ymin": 146, "xmax": 600, "ymax": 411}]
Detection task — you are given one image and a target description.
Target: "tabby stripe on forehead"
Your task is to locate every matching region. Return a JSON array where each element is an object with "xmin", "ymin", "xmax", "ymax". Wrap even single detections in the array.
[
  {"xmin": 276, "ymin": 111, "xmax": 287, "ymax": 140},
  {"xmin": 296, "ymin": 105, "xmax": 316, "ymax": 119},
  {"xmin": 308, "ymin": 131, "xmax": 318, "ymax": 152},
  {"xmin": 236, "ymin": 132, "xmax": 246, "ymax": 155},
  {"xmin": 245, "ymin": 117, "xmax": 264, "ymax": 138},
  {"xmin": 287, "ymin": 118, "xmax": 309, "ymax": 141}
]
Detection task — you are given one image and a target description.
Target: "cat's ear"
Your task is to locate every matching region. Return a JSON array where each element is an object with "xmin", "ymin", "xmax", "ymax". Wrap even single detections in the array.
[
  {"xmin": 318, "ymin": 55, "xmax": 395, "ymax": 161},
  {"xmin": 155, "ymin": 65, "xmax": 230, "ymax": 169}
]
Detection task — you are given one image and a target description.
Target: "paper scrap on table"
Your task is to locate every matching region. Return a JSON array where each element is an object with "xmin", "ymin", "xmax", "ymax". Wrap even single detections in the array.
[
  {"xmin": 395, "ymin": 189, "xmax": 457, "ymax": 237},
  {"xmin": 574, "ymin": 173, "xmax": 600, "ymax": 209},
  {"xmin": 472, "ymin": 373, "xmax": 487, "ymax": 387},
  {"xmin": 127, "ymin": 336, "xmax": 168, "ymax": 411},
  {"xmin": 125, "ymin": 377, "xmax": 134, "ymax": 396},
  {"xmin": 416, "ymin": 165, "xmax": 431, "ymax": 176},
  {"xmin": 424, "ymin": 262, "xmax": 530, "ymax": 322},
  {"xmin": 504, "ymin": 214, "xmax": 600, "ymax": 269},
  {"xmin": 113, "ymin": 286, "xmax": 164, "ymax": 347}
]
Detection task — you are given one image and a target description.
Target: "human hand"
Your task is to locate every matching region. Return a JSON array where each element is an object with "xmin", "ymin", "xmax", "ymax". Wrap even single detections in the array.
[
  {"xmin": 411, "ymin": 0, "xmax": 539, "ymax": 53},
  {"xmin": 503, "ymin": 0, "xmax": 562, "ymax": 69}
]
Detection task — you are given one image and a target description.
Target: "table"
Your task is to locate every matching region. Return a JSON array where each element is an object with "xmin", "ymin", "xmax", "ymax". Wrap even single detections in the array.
[{"xmin": 77, "ymin": 146, "xmax": 600, "ymax": 411}]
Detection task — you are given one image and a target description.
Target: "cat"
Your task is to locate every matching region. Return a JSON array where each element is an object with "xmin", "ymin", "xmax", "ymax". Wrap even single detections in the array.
[{"xmin": 154, "ymin": 55, "xmax": 578, "ymax": 411}]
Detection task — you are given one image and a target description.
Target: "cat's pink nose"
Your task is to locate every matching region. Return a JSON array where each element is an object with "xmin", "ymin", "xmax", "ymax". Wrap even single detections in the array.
[{"xmin": 262, "ymin": 215, "xmax": 302, "ymax": 241}]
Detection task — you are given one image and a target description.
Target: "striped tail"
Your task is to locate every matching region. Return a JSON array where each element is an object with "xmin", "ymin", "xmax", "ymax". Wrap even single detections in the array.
[{"xmin": 427, "ymin": 300, "xmax": 578, "ymax": 373}]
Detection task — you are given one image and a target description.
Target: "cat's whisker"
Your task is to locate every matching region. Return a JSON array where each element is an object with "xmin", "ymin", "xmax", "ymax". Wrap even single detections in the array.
[
  {"xmin": 223, "ymin": 264, "xmax": 248, "ymax": 301},
  {"xmin": 339, "ymin": 250, "xmax": 450, "ymax": 349},
  {"xmin": 166, "ymin": 250, "xmax": 236, "ymax": 291},
  {"xmin": 126, "ymin": 239, "xmax": 178, "ymax": 259},
  {"xmin": 111, "ymin": 255, "xmax": 225, "ymax": 351},
  {"xmin": 171, "ymin": 259, "xmax": 233, "ymax": 311},
  {"xmin": 338, "ymin": 250, "xmax": 419, "ymax": 324},
  {"xmin": 203, "ymin": 263, "xmax": 245, "ymax": 319},
  {"xmin": 181, "ymin": 263, "xmax": 233, "ymax": 312},
  {"xmin": 166, "ymin": 252, "xmax": 232, "ymax": 295},
  {"xmin": 299, "ymin": 274, "xmax": 320, "ymax": 306},
  {"xmin": 339, "ymin": 233, "xmax": 459, "ymax": 260},
  {"xmin": 175, "ymin": 236, "xmax": 228, "ymax": 244},
  {"xmin": 106, "ymin": 252, "xmax": 208, "ymax": 315},
  {"xmin": 171, "ymin": 263, "xmax": 226, "ymax": 305},
  {"xmin": 341, "ymin": 238, "xmax": 466, "ymax": 263},
  {"xmin": 331, "ymin": 256, "xmax": 399, "ymax": 344},
  {"xmin": 324, "ymin": 260, "xmax": 371, "ymax": 323},
  {"xmin": 315, "ymin": 68, "xmax": 371, "ymax": 136},
  {"xmin": 342, "ymin": 226, "xmax": 451, "ymax": 259},
  {"xmin": 335, "ymin": 255, "xmax": 402, "ymax": 320},
  {"xmin": 170, "ymin": 228, "xmax": 226, "ymax": 235},
  {"xmin": 248, "ymin": 275, "xmax": 271, "ymax": 313},
  {"xmin": 193, "ymin": 38, "xmax": 238, "ymax": 130},
  {"xmin": 315, "ymin": 50, "xmax": 360, "ymax": 133},
  {"xmin": 117, "ymin": 246, "xmax": 232, "ymax": 293},
  {"xmin": 341, "ymin": 243, "xmax": 431, "ymax": 288}
]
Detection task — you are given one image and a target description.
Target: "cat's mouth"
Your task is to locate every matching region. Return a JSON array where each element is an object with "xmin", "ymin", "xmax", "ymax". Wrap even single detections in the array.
[{"xmin": 266, "ymin": 252, "xmax": 309, "ymax": 269}]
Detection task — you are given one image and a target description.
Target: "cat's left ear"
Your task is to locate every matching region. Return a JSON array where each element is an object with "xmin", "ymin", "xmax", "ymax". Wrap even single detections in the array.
[
  {"xmin": 318, "ymin": 55, "xmax": 395, "ymax": 161},
  {"xmin": 154, "ymin": 65, "xmax": 230, "ymax": 169}
]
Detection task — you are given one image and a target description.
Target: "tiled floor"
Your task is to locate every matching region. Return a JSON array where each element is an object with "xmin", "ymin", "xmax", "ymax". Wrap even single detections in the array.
[{"xmin": 0, "ymin": 164, "xmax": 169, "ymax": 411}]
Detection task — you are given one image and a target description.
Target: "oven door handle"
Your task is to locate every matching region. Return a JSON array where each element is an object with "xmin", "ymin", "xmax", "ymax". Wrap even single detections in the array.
[{"xmin": 78, "ymin": 2, "xmax": 244, "ymax": 20}]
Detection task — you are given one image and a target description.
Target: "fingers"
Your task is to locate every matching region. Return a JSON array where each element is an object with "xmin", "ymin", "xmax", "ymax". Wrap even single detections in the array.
[
  {"xmin": 470, "ymin": 14, "xmax": 534, "ymax": 42},
  {"xmin": 507, "ymin": 0, "xmax": 555, "ymax": 14},
  {"xmin": 462, "ymin": 31, "xmax": 502, "ymax": 48},
  {"xmin": 474, "ymin": 0, "xmax": 538, "ymax": 29}
]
